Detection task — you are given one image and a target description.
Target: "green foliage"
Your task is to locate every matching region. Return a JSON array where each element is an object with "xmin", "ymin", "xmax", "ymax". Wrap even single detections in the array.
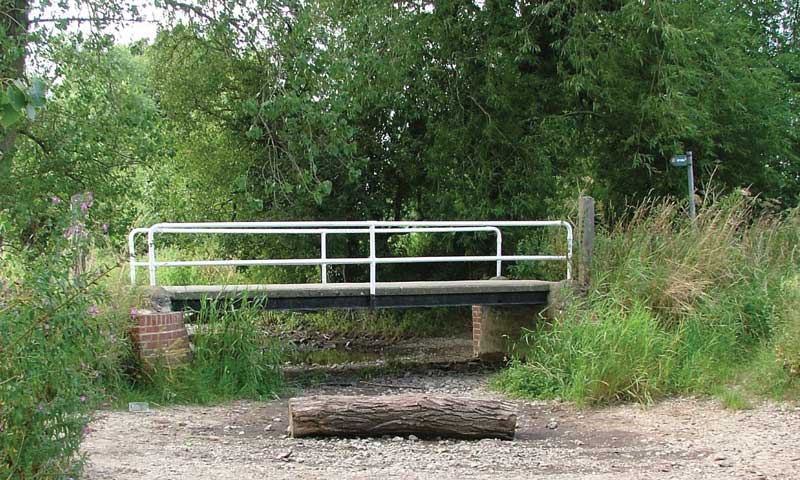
[
  {"xmin": 0, "ymin": 206, "xmax": 128, "ymax": 479},
  {"xmin": 104, "ymin": 0, "xmax": 798, "ymax": 285},
  {"xmin": 496, "ymin": 195, "xmax": 800, "ymax": 404},
  {"xmin": 774, "ymin": 275, "xmax": 800, "ymax": 379},
  {"xmin": 120, "ymin": 298, "xmax": 284, "ymax": 405},
  {"xmin": 494, "ymin": 300, "xmax": 681, "ymax": 404},
  {"xmin": 718, "ymin": 388, "xmax": 753, "ymax": 411},
  {"xmin": 2, "ymin": 40, "xmax": 165, "ymax": 249},
  {"xmin": 0, "ymin": 78, "xmax": 45, "ymax": 128}
]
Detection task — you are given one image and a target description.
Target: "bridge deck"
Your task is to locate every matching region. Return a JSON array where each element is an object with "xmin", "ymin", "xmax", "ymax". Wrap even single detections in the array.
[{"xmin": 156, "ymin": 280, "xmax": 559, "ymax": 311}]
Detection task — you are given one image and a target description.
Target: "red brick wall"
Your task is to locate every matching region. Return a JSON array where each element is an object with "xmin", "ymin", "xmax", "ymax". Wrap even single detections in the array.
[
  {"xmin": 472, "ymin": 305, "xmax": 483, "ymax": 355},
  {"xmin": 130, "ymin": 312, "xmax": 190, "ymax": 366}
]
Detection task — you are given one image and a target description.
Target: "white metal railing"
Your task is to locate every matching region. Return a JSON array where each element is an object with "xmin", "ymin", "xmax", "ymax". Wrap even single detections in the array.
[{"xmin": 128, "ymin": 221, "xmax": 573, "ymax": 294}]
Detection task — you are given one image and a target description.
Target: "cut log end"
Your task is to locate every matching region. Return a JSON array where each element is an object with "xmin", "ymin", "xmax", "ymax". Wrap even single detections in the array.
[{"xmin": 288, "ymin": 394, "xmax": 517, "ymax": 440}]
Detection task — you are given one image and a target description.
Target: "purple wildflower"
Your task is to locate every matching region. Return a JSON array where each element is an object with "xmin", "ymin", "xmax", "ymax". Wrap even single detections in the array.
[
  {"xmin": 130, "ymin": 307, "xmax": 138, "ymax": 318},
  {"xmin": 79, "ymin": 395, "xmax": 87, "ymax": 403},
  {"xmin": 51, "ymin": 196, "xmax": 61, "ymax": 205},
  {"xmin": 63, "ymin": 223, "xmax": 88, "ymax": 239},
  {"xmin": 101, "ymin": 223, "xmax": 109, "ymax": 233},
  {"xmin": 88, "ymin": 304, "xmax": 98, "ymax": 317},
  {"xmin": 70, "ymin": 192, "xmax": 93, "ymax": 211}
]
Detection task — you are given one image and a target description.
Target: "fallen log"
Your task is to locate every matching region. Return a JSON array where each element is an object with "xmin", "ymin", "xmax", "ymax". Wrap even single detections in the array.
[{"xmin": 288, "ymin": 394, "xmax": 517, "ymax": 440}]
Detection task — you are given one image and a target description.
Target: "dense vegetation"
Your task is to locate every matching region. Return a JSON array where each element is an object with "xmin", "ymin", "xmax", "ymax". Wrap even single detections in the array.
[
  {"xmin": 2, "ymin": 0, "xmax": 800, "ymax": 477},
  {"xmin": 4, "ymin": 1, "xmax": 799, "ymax": 253},
  {"xmin": 494, "ymin": 195, "xmax": 800, "ymax": 405}
]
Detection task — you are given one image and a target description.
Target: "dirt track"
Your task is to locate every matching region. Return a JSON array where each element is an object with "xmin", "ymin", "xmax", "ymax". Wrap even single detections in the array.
[{"xmin": 83, "ymin": 371, "xmax": 800, "ymax": 480}]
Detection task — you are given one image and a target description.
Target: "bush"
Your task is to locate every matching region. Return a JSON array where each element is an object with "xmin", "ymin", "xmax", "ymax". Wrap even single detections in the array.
[
  {"xmin": 1, "ymin": 195, "xmax": 128, "ymax": 478},
  {"xmin": 497, "ymin": 194, "xmax": 800, "ymax": 404}
]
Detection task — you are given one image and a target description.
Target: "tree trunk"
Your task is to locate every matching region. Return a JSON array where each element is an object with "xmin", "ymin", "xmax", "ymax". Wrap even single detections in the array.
[
  {"xmin": 1, "ymin": 0, "xmax": 31, "ymax": 158},
  {"xmin": 288, "ymin": 394, "xmax": 517, "ymax": 440}
]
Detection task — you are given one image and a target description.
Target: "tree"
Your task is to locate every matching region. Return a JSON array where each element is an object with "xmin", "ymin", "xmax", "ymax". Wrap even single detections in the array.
[{"xmin": 1, "ymin": 1, "xmax": 158, "ymax": 248}]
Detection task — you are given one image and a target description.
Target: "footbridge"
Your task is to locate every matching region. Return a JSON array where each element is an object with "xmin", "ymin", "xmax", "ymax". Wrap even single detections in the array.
[{"xmin": 128, "ymin": 221, "xmax": 573, "ymax": 312}]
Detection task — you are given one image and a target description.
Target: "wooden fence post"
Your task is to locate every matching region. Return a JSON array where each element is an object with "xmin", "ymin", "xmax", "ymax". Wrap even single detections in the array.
[{"xmin": 578, "ymin": 196, "xmax": 595, "ymax": 289}]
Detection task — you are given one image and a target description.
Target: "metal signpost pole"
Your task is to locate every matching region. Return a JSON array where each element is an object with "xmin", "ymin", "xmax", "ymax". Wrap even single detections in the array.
[
  {"xmin": 671, "ymin": 151, "xmax": 696, "ymax": 221},
  {"xmin": 687, "ymin": 151, "xmax": 696, "ymax": 221}
]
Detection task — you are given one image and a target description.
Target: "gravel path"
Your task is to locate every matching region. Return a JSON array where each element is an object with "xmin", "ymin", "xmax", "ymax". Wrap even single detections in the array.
[{"xmin": 83, "ymin": 372, "xmax": 800, "ymax": 480}]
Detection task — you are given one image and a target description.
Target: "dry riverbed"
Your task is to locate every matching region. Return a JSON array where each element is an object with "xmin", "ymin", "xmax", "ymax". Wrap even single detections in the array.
[{"xmin": 83, "ymin": 371, "xmax": 800, "ymax": 480}]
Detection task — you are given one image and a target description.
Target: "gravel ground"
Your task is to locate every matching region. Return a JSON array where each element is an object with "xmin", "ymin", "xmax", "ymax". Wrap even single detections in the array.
[{"xmin": 83, "ymin": 371, "xmax": 800, "ymax": 480}]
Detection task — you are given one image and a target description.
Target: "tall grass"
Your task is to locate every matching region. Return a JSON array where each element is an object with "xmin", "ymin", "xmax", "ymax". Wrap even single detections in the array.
[
  {"xmin": 118, "ymin": 298, "xmax": 284, "ymax": 405},
  {"xmin": 495, "ymin": 194, "xmax": 800, "ymax": 405}
]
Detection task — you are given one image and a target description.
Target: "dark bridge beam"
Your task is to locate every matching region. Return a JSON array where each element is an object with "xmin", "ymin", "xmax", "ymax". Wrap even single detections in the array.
[{"xmin": 152, "ymin": 280, "xmax": 556, "ymax": 312}]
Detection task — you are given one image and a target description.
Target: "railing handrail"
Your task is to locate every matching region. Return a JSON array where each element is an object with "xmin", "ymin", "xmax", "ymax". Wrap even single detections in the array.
[{"xmin": 129, "ymin": 221, "xmax": 573, "ymax": 293}]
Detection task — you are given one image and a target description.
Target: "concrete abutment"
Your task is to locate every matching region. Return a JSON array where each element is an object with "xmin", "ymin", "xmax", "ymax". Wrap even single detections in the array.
[{"xmin": 472, "ymin": 281, "xmax": 566, "ymax": 360}]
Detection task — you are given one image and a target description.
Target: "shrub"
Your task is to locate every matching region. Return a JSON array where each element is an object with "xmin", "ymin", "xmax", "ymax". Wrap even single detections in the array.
[{"xmin": 1, "ymin": 194, "xmax": 128, "ymax": 479}]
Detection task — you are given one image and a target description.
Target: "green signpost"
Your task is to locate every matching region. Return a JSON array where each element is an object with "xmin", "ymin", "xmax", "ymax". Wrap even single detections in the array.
[{"xmin": 671, "ymin": 151, "xmax": 696, "ymax": 221}]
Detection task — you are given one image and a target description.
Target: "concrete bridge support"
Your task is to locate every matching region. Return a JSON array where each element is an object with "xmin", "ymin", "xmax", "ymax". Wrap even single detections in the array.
[
  {"xmin": 472, "ymin": 305, "xmax": 543, "ymax": 360},
  {"xmin": 472, "ymin": 282, "xmax": 565, "ymax": 360}
]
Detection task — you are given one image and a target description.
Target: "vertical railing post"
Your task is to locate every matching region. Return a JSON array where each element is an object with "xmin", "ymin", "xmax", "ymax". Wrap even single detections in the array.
[
  {"xmin": 565, "ymin": 221, "xmax": 574, "ymax": 281},
  {"xmin": 495, "ymin": 230, "xmax": 502, "ymax": 277},
  {"xmin": 321, "ymin": 231, "xmax": 327, "ymax": 284},
  {"xmin": 147, "ymin": 227, "xmax": 157, "ymax": 287},
  {"xmin": 369, "ymin": 223, "xmax": 376, "ymax": 296},
  {"xmin": 129, "ymin": 230, "xmax": 137, "ymax": 286}
]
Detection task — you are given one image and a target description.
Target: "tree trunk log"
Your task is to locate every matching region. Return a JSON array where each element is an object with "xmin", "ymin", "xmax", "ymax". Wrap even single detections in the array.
[{"xmin": 288, "ymin": 395, "xmax": 517, "ymax": 440}]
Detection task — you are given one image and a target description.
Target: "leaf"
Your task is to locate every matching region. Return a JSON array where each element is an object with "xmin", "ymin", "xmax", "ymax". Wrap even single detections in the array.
[
  {"xmin": 320, "ymin": 180, "xmax": 333, "ymax": 196},
  {"xmin": 246, "ymin": 126, "xmax": 263, "ymax": 140},
  {"xmin": 29, "ymin": 78, "xmax": 47, "ymax": 108},
  {"xmin": 235, "ymin": 175, "xmax": 247, "ymax": 192},
  {"xmin": 0, "ymin": 104, "xmax": 22, "ymax": 128},
  {"xmin": 7, "ymin": 85, "xmax": 26, "ymax": 110},
  {"xmin": 249, "ymin": 198, "xmax": 264, "ymax": 211},
  {"xmin": 242, "ymin": 98, "xmax": 259, "ymax": 115}
]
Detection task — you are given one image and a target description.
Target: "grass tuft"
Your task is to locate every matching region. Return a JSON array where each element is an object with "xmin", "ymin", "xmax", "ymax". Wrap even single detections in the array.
[{"xmin": 717, "ymin": 387, "xmax": 753, "ymax": 410}]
